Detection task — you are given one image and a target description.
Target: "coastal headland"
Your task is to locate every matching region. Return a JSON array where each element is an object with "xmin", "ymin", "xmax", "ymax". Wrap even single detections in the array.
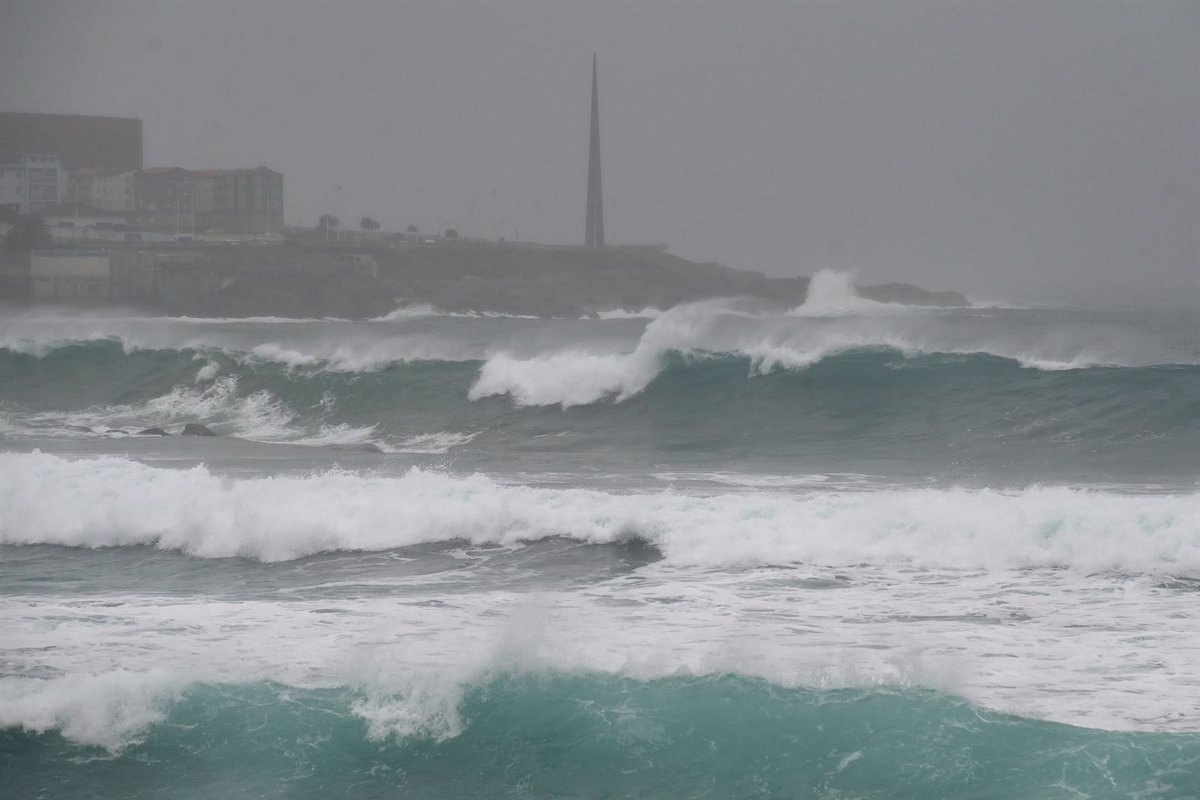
[{"xmin": 21, "ymin": 239, "xmax": 966, "ymax": 318}]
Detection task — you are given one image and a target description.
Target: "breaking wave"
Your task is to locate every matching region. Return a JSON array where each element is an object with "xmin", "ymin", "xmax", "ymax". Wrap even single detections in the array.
[
  {"xmin": 4, "ymin": 673, "xmax": 1198, "ymax": 799},
  {"xmin": 4, "ymin": 300, "xmax": 1200, "ymax": 470},
  {"xmin": 468, "ymin": 297, "xmax": 1196, "ymax": 407},
  {"xmin": 3, "ymin": 452, "xmax": 1198, "ymax": 571},
  {"xmin": 372, "ymin": 303, "xmax": 539, "ymax": 321}
]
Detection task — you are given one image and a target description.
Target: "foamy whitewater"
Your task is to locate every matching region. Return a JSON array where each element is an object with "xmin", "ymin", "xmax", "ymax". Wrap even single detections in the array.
[{"xmin": 3, "ymin": 277, "xmax": 1200, "ymax": 798}]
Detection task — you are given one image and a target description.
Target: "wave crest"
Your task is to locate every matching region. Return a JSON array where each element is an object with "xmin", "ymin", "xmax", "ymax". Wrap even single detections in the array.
[{"xmin": 3, "ymin": 452, "xmax": 1198, "ymax": 573}]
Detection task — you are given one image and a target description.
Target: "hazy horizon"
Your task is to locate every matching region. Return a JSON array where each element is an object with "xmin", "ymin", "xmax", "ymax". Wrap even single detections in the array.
[{"xmin": 2, "ymin": 0, "xmax": 1196, "ymax": 303}]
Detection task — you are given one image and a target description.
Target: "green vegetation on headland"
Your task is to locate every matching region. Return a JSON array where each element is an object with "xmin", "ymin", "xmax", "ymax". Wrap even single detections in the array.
[{"xmin": 143, "ymin": 240, "xmax": 968, "ymax": 318}]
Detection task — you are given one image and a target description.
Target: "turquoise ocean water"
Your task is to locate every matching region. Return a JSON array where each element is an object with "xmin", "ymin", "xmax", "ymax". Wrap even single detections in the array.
[{"xmin": 3, "ymin": 278, "xmax": 1199, "ymax": 797}]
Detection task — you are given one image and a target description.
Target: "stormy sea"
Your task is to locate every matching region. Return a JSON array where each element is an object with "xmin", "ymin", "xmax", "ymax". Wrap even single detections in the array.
[{"xmin": 2, "ymin": 272, "xmax": 1199, "ymax": 799}]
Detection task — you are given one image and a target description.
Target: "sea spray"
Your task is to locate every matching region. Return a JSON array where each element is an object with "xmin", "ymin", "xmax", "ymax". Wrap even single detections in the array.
[
  {"xmin": 792, "ymin": 268, "xmax": 904, "ymax": 316},
  {"xmin": 3, "ymin": 451, "xmax": 1199, "ymax": 571},
  {"xmin": 4, "ymin": 676, "xmax": 1199, "ymax": 799},
  {"xmin": 6, "ymin": 303, "xmax": 1200, "ymax": 799}
]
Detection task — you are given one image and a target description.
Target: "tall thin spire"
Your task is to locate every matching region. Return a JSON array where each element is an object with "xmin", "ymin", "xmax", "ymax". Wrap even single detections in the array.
[{"xmin": 585, "ymin": 53, "xmax": 604, "ymax": 248}]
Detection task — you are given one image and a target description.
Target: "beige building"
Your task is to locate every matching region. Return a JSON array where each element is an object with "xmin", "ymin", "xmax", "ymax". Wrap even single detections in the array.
[
  {"xmin": 135, "ymin": 166, "xmax": 283, "ymax": 234},
  {"xmin": 68, "ymin": 168, "xmax": 137, "ymax": 212},
  {"xmin": 30, "ymin": 249, "xmax": 111, "ymax": 300}
]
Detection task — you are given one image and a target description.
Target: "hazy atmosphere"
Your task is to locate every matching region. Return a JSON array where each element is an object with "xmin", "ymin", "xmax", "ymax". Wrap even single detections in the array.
[
  {"xmin": 6, "ymin": 4, "xmax": 1200, "ymax": 797},
  {"xmin": 3, "ymin": 0, "xmax": 1195, "ymax": 302}
]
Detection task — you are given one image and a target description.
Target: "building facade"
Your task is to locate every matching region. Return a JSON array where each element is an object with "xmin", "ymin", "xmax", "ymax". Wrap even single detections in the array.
[
  {"xmin": 69, "ymin": 168, "xmax": 138, "ymax": 212},
  {"xmin": 135, "ymin": 166, "xmax": 283, "ymax": 234},
  {"xmin": 0, "ymin": 113, "xmax": 142, "ymax": 173},
  {"xmin": 0, "ymin": 155, "xmax": 65, "ymax": 215}
]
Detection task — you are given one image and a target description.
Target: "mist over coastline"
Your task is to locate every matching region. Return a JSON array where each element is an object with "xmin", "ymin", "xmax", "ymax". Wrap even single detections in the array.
[{"xmin": 3, "ymin": 3, "xmax": 1199, "ymax": 798}]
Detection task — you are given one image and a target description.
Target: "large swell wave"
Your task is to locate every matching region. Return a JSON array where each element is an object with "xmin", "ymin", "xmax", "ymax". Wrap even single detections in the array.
[
  {"xmin": 469, "ymin": 292, "xmax": 1198, "ymax": 407},
  {"xmin": 3, "ymin": 339, "xmax": 1199, "ymax": 476},
  {"xmin": 4, "ymin": 297, "xmax": 1200, "ymax": 474},
  {"xmin": 3, "ymin": 451, "xmax": 1198, "ymax": 571},
  {"xmin": 4, "ymin": 674, "xmax": 1198, "ymax": 798}
]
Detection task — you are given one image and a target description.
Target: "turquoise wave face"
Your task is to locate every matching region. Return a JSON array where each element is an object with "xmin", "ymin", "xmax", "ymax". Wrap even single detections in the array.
[
  {"xmin": 4, "ymin": 675, "xmax": 1198, "ymax": 800},
  {"xmin": 4, "ymin": 340, "xmax": 1200, "ymax": 483}
]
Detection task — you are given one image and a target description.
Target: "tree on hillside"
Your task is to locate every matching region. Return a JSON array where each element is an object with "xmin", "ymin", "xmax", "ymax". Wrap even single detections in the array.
[
  {"xmin": 2, "ymin": 214, "xmax": 51, "ymax": 255},
  {"xmin": 443, "ymin": 228, "xmax": 459, "ymax": 240},
  {"xmin": 317, "ymin": 214, "xmax": 341, "ymax": 230},
  {"xmin": 360, "ymin": 216, "xmax": 381, "ymax": 233}
]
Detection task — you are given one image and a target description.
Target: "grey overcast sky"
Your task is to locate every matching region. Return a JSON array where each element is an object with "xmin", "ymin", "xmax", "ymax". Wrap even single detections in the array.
[{"xmin": 2, "ymin": 0, "xmax": 1196, "ymax": 302}]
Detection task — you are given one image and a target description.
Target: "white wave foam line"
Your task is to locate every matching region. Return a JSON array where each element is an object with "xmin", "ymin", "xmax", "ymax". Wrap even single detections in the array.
[
  {"xmin": 392, "ymin": 431, "xmax": 478, "ymax": 454},
  {"xmin": 246, "ymin": 338, "xmax": 479, "ymax": 371},
  {"xmin": 288, "ymin": 422, "xmax": 385, "ymax": 448},
  {"xmin": 0, "ymin": 318, "xmax": 221, "ymax": 356},
  {"xmin": 372, "ymin": 304, "xmax": 538, "ymax": 321},
  {"xmin": 171, "ymin": 314, "xmax": 332, "ymax": 324},
  {"xmin": 469, "ymin": 296, "xmax": 941, "ymax": 406},
  {"xmin": 591, "ymin": 307, "xmax": 665, "ymax": 320},
  {"xmin": 3, "ymin": 452, "xmax": 1199, "ymax": 572},
  {"xmin": 468, "ymin": 290, "xmax": 1180, "ymax": 406}
]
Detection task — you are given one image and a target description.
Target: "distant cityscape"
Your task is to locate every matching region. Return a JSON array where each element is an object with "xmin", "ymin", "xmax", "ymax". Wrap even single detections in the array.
[
  {"xmin": 0, "ymin": 66, "xmax": 617, "ymax": 305},
  {"xmin": 0, "ymin": 112, "xmax": 284, "ymax": 241}
]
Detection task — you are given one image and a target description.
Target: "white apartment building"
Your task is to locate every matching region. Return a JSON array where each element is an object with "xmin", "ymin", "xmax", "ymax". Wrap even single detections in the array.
[{"xmin": 0, "ymin": 155, "xmax": 65, "ymax": 215}]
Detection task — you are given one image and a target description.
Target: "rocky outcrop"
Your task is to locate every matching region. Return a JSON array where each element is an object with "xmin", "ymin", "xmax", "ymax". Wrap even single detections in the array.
[
  {"xmin": 137, "ymin": 427, "xmax": 169, "ymax": 436},
  {"xmin": 858, "ymin": 282, "xmax": 969, "ymax": 307},
  {"xmin": 142, "ymin": 241, "xmax": 967, "ymax": 319},
  {"xmin": 181, "ymin": 423, "xmax": 217, "ymax": 437}
]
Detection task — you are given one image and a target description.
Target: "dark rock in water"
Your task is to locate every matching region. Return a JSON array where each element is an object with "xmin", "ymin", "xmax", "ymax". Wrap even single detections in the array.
[
  {"xmin": 66, "ymin": 425, "xmax": 93, "ymax": 433},
  {"xmin": 137, "ymin": 427, "xmax": 170, "ymax": 436},
  {"xmin": 181, "ymin": 423, "xmax": 218, "ymax": 437}
]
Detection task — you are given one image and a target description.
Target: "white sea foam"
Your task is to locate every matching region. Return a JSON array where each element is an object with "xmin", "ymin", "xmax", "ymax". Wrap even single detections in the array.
[
  {"xmin": 2, "ymin": 376, "xmax": 391, "ymax": 449},
  {"xmin": 0, "ymin": 315, "xmax": 487, "ymax": 369},
  {"xmin": 470, "ymin": 300, "xmax": 735, "ymax": 406},
  {"xmin": 243, "ymin": 335, "xmax": 483, "ymax": 371},
  {"xmin": 591, "ymin": 307, "xmax": 665, "ymax": 320},
  {"xmin": 3, "ymin": 451, "xmax": 1198, "ymax": 573},
  {"xmin": 0, "ymin": 670, "xmax": 182, "ymax": 751},
  {"xmin": 470, "ymin": 350, "xmax": 661, "ymax": 407},
  {"xmin": 372, "ymin": 304, "xmax": 538, "ymax": 321},
  {"xmin": 110, "ymin": 376, "xmax": 297, "ymax": 440},
  {"xmin": 4, "ymin": 294, "xmax": 1193, "ymax": 383},
  {"xmin": 4, "ymin": 556, "xmax": 1198, "ymax": 749},
  {"xmin": 465, "ymin": 286, "xmax": 1188, "ymax": 406},
  {"xmin": 791, "ymin": 270, "xmax": 908, "ymax": 317},
  {"xmin": 193, "ymin": 358, "xmax": 221, "ymax": 383},
  {"xmin": 392, "ymin": 431, "xmax": 478, "ymax": 454}
]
